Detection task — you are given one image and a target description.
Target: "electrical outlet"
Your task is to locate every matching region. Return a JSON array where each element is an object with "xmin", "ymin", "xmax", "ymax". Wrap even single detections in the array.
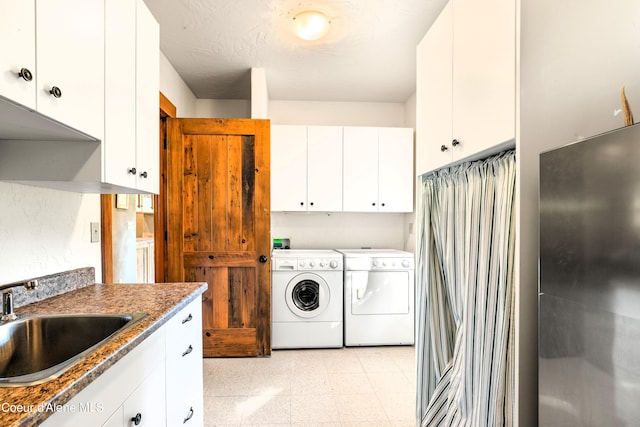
[{"xmin": 90, "ymin": 222, "xmax": 100, "ymax": 243}]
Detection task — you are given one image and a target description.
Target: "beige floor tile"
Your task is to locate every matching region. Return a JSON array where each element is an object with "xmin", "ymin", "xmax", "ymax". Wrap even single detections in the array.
[
  {"xmin": 241, "ymin": 395, "xmax": 291, "ymax": 424},
  {"xmin": 291, "ymin": 394, "xmax": 340, "ymax": 423},
  {"xmin": 367, "ymin": 372, "xmax": 414, "ymax": 394},
  {"xmin": 250, "ymin": 373, "xmax": 292, "ymax": 396},
  {"xmin": 328, "ymin": 372, "xmax": 373, "ymax": 394},
  {"xmin": 291, "ymin": 372, "xmax": 334, "ymax": 395},
  {"xmin": 378, "ymin": 392, "xmax": 416, "ymax": 423},
  {"xmin": 203, "ymin": 346, "xmax": 417, "ymax": 426},
  {"xmin": 335, "ymin": 393, "xmax": 389, "ymax": 422},
  {"xmin": 203, "ymin": 395, "xmax": 244, "ymax": 424}
]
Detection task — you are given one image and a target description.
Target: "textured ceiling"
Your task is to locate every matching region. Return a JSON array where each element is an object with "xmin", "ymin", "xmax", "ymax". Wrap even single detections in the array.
[{"xmin": 143, "ymin": 0, "xmax": 447, "ymax": 102}]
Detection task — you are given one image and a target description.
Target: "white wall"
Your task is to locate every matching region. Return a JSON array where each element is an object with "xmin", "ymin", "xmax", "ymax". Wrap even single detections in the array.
[
  {"xmin": 517, "ymin": 0, "xmax": 640, "ymax": 424},
  {"xmin": 159, "ymin": 52, "xmax": 197, "ymax": 117},
  {"xmin": 0, "ymin": 183, "xmax": 101, "ymax": 284},
  {"xmin": 195, "ymin": 99, "xmax": 250, "ymax": 118}
]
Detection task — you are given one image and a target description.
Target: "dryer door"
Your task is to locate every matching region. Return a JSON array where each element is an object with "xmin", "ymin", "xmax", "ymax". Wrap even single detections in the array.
[{"xmin": 285, "ymin": 273, "xmax": 331, "ymax": 318}]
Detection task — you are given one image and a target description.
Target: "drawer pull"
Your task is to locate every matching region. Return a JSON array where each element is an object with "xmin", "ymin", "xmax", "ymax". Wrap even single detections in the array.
[
  {"xmin": 131, "ymin": 412, "xmax": 142, "ymax": 425},
  {"xmin": 182, "ymin": 345, "xmax": 193, "ymax": 357},
  {"xmin": 182, "ymin": 313, "xmax": 193, "ymax": 324},
  {"xmin": 183, "ymin": 406, "xmax": 194, "ymax": 423}
]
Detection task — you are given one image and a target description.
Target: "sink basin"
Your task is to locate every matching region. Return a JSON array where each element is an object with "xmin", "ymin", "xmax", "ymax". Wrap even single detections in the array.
[{"xmin": 0, "ymin": 313, "xmax": 146, "ymax": 387}]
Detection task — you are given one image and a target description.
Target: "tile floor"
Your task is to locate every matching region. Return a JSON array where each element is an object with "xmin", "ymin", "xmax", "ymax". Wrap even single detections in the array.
[{"xmin": 202, "ymin": 346, "xmax": 416, "ymax": 426}]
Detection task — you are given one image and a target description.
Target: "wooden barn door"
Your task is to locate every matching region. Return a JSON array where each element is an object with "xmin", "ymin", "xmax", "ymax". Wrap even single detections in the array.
[{"xmin": 166, "ymin": 118, "xmax": 271, "ymax": 357}]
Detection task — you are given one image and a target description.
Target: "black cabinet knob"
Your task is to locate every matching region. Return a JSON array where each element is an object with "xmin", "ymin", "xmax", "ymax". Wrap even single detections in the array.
[
  {"xmin": 300, "ymin": 202, "xmax": 304, "ymax": 206},
  {"xmin": 131, "ymin": 413, "xmax": 142, "ymax": 425},
  {"xmin": 140, "ymin": 171, "xmax": 148, "ymax": 178},
  {"xmin": 259, "ymin": 255, "xmax": 268, "ymax": 263},
  {"xmin": 452, "ymin": 139, "xmax": 460, "ymax": 147},
  {"xmin": 128, "ymin": 167, "xmax": 137, "ymax": 175},
  {"xmin": 440, "ymin": 145, "xmax": 448, "ymax": 152},
  {"xmin": 49, "ymin": 86, "xmax": 62, "ymax": 98},
  {"xmin": 17, "ymin": 68, "xmax": 32, "ymax": 82}
]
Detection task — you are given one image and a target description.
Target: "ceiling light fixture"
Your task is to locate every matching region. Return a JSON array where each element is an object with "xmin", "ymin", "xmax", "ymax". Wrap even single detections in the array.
[{"xmin": 293, "ymin": 10, "xmax": 331, "ymax": 41}]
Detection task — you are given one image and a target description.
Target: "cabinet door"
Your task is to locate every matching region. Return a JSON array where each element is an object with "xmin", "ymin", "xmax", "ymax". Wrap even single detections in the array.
[
  {"xmin": 36, "ymin": 0, "xmax": 104, "ymax": 140},
  {"xmin": 343, "ymin": 127, "xmax": 379, "ymax": 212},
  {"xmin": 135, "ymin": 0, "xmax": 160, "ymax": 193},
  {"xmin": 104, "ymin": 0, "xmax": 137, "ymax": 188},
  {"xmin": 166, "ymin": 300, "xmax": 204, "ymax": 427},
  {"xmin": 378, "ymin": 128, "xmax": 414, "ymax": 212},
  {"xmin": 307, "ymin": 126, "xmax": 343, "ymax": 211},
  {"xmin": 123, "ymin": 368, "xmax": 167, "ymax": 427},
  {"xmin": 271, "ymin": 125, "xmax": 307, "ymax": 211},
  {"xmin": 452, "ymin": 0, "xmax": 515, "ymax": 159},
  {"xmin": 416, "ymin": 1, "xmax": 453, "ymax": 175},
  {"xmin": 0, "ymin": 0, "xmax": 36, "ymax": 109}
]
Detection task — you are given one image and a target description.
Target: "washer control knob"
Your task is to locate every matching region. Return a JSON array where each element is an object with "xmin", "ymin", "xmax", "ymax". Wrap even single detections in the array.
[
  {"xmin": 299, "ymin": 260, "xmax": 306, "ymax": 267},
  {"xmin": 309, "ymin": 260, "xmax": 316, "ymax": 267},
  {"xmin": 329, "ymin": 260, "xmax": 339, "ymax": 269},
  {"xmin": 402, "ymin": 259, "xmax": 411, "ymax": 268},
  {"xmin": 382, "ymin": 261, "xmax": 387, "ymax": 266},
  {"xmin": 372, "ymin": 259, "xmax": 380, "ymax": 267},
  {"xmin": 319, "ymin": 260, "xmax": 327, "ymax": 267}
]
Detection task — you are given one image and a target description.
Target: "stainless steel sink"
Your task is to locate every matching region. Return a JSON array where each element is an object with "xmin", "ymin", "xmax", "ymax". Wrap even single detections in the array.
[{"xmin": 0, "ymin": 313, "xmax": 146, "ymax": 387}]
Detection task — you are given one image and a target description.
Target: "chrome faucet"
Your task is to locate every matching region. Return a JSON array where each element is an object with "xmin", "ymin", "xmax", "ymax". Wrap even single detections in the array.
[{"xmin": 0, "ymin": 279, "xmax": 38, "ymax": 321}]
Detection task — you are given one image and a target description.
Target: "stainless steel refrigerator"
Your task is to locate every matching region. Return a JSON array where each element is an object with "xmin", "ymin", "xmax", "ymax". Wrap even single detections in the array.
[{"xmin": 539, "ymin": 123, "xmax": 640, "ymax": 426}]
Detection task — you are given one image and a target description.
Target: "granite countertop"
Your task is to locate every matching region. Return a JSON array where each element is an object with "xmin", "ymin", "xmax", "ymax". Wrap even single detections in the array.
[{"xmin": 0, "ymin": 282, "xmax": 207, "ymax": 427}]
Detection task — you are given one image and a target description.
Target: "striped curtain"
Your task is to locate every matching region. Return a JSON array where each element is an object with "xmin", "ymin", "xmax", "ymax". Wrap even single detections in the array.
[{"xmin": 416, "ymin": 150, "xmax": 516, "ymax": 427}]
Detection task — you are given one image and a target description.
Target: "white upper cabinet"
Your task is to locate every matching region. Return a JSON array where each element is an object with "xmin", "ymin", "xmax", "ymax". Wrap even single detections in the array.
[
  {"xmin": 271, "ymin": 125, "xmax": 308, "ymax": 211},
  {"xmin": 135, "ymin": 0, "xmax": 160, "ymax": 194},
  {"xmin": 416, "ymin": 1, "xmax": 453, "ymax": 175},
  {"xmin": 271, "ymin": 125, "xmax": 343, "ymax": 212},
  {"xmin": 416, "ymin": 0, "xmax": 515, "ymax": 176},
  {"xmin": 343, "ymin": 127, "xmax": 380, "ymax": 212},
  {"xmin": 0, "ymin": 1, "xmax": 36, "ymax": 110},
  {"xmin": 343, "ymin": 126, "xmax": 414, "ymax": 213},
  {"xmin": 0, "ymin": 0, "xmax": 104, "ymax": 141},
  {"xmin": 36, "ymin": 0, "xmax": 104, "ymax": 141},
  {"xmin": 307, "ymin": 126, "xmax": 343, "ymax": 212},
  {"xmin": 378, "ymin": 127, "xmax": 414, "ymax": 212},
  {"xmin": 105, "ymin": 0, "xmax": 159, "ymax": 193},
  {"xmin": 452, "ymin": 0, "xmax": 515, "ymax": 158},
  {"xmin": 104, "ymin": 0, "xmax": 137, "ymax": 189}
]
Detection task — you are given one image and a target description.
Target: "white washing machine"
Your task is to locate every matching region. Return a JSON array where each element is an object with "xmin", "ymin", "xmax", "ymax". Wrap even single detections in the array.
[
  {"xmin": 337, "ymin": 249, "xmax": 415, "ymax": 346},
  {"xmin": 271, "ymin": 249, "xmax": 343, "ymax": 349}
]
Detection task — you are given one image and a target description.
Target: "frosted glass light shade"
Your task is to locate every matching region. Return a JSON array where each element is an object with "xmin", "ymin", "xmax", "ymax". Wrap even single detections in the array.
[{"xmin": 293, "ymin": 10, "xmax": 331, "ymax": 41}]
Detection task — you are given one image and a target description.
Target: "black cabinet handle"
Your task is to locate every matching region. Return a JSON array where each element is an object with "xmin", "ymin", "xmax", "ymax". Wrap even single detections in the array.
[
  {"xmin": 372, "ymin": 202, "xmax": 376, "ymax": 206},
  {"xmin": 299, "ymin": 202, "xmax": 304, "ymax": 206},
  {"xmin": 452, "ymin": 139, "xmax": 460, "ymax": 147},
  {"xmin": 182, "ymin": 345, "xmax": 193, "ymax": 357},
  {"xmin": 128, "ymin": 167, "xmax": 137, "ymax": 175},
  {"xmin": 140, "ymin": 171, "xmax": 148, "ymax": 178},
  {"xmin": 182, "ymin": 313, "xmax": 193, "ymax": 324},
  {"xmin": 310, "ymin": 202, "xmax": 314, "ymax": 206},
  {"xmin": 183, "ymin": 407, "xmax": 194, "ymax": 423},
  {"xmin": 49, "ymin": 86, "xmax": 62, "ymax": 98},
  {"xmin": 17, "ymin": 68, "xmax": 32, "ymax": 82},
  {"xmin": 131, "ymin": 413, "xmax": 142, "ymax": 425},
  {"xmin": 259, "ymin": 255, "xmax": 268, "ymax": 263},
  {"xmin": 440, "ymin": 145, "xmax": 448, "ymax": 152}
]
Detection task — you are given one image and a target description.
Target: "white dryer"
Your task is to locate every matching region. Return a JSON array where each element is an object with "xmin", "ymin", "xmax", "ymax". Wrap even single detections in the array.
[
  {"xmin": 337, "ymin": 249, "xmax": 415, "ymax": 346},
  {"xmin": 271, "ymin": 249, "xmax": 343, "ymax": 349}
]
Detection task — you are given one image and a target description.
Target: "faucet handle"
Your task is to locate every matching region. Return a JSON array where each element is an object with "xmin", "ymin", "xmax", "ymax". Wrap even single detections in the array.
[{"xmin": 1, "ymin": 290, "xmax": 17, "ymax": 321}]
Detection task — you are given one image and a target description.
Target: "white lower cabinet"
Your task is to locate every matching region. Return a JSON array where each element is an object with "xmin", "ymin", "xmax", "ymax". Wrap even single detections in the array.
[
  {"xmin": 166, "ymin": 299, "xmax": 204, "ymax": 426},
  {"xmin": 41, "ymin": 298, "xmax": 204, "ymax": 427}
]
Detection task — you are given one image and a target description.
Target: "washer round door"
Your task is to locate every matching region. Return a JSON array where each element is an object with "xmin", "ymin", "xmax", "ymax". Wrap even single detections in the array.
[{"xmin": 285, "ymin": 273, "xmax": 331, "ymax": 318}]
